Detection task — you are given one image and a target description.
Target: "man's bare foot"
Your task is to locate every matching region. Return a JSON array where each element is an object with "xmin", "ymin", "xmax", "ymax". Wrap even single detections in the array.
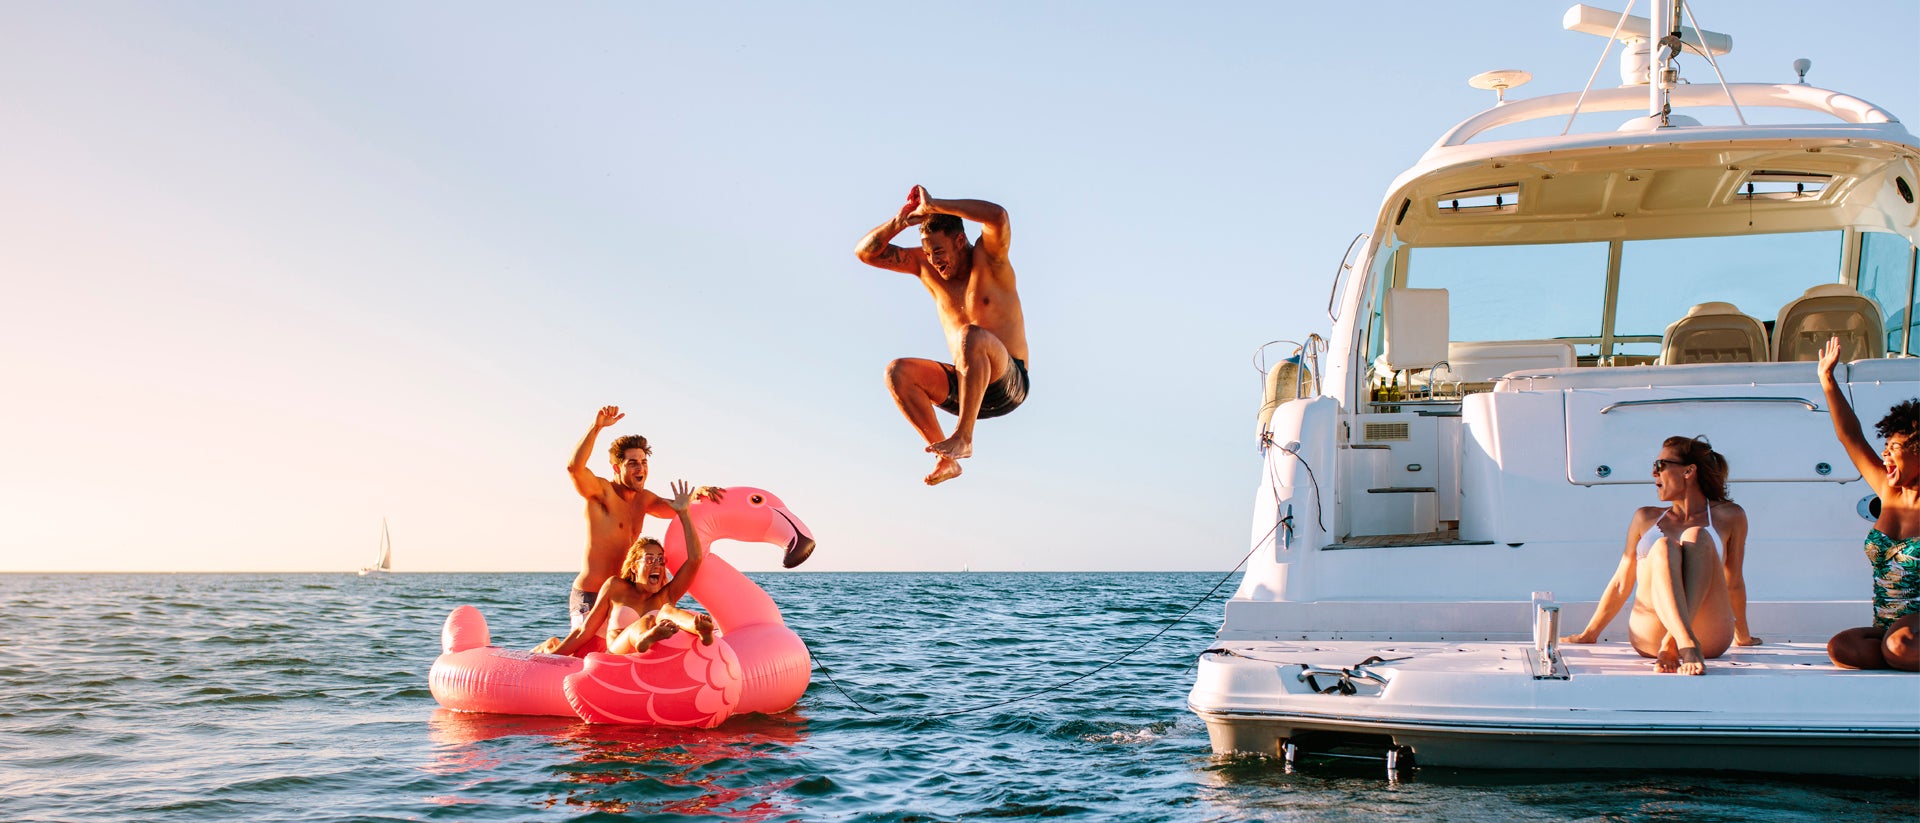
[
  {"xmin": 925, "ymin": 458, "xmax": 963, "ymax": 485},
  {"xmin": 1655, "ymin": 648, "xmax": 1680, "ymax": 673},
  {"xmin": 1676, "ymin": 646, "xmax": 1705, "ymax": 675},
  {"xmin": 696, "ymin": 616, "xmax": 715, "ymax": 646},
  {"xmin": 926, "ymin": 435, "xmax": 973, "ymax": 460}
]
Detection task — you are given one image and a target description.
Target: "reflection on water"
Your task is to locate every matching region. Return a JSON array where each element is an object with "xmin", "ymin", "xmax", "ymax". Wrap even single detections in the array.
[
  {"xmin": 427, "ymin": 709, "xmax": 810, "ymax": 818},
  {"xmin": 1190, "ymin": 749, "xmax": 1920, "ymax": 821}
]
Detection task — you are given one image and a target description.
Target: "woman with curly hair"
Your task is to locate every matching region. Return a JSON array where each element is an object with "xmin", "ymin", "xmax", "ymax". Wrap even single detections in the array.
[{"xmin": 1817, "ymin": 336, "xmax": 1919, "ymax": 671}]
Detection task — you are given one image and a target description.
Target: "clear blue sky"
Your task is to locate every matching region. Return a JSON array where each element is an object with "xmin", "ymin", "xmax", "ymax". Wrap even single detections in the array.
[{"xmin": 3, "ymin": 1, "xmax": 1915, "ymax": 572}]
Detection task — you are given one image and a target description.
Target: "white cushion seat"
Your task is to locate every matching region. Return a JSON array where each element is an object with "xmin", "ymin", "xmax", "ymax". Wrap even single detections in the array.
[
  {"xmin": 1660, "ymin": 301, "xmax": 1769, "ymax": 365},
  {"xmin": 1773, "ymin": 283, "xmax": 1886, "ymax": 362}
]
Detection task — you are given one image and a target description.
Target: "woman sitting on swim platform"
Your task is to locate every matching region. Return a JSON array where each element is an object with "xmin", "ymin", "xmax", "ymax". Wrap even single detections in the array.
[
  {"xmin": 1562, "ymin": 436, "xmax": 1760, "ymax": 675},
  {"xmin": 1816, "ymin": 336, "xmax": 1919, "ymax": 671}
]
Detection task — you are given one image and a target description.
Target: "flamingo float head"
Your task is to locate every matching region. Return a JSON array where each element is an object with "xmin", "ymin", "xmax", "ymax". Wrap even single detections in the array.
[{"xmin": 687, "ymin": 486, "xmax": 816, "ymax": 568}]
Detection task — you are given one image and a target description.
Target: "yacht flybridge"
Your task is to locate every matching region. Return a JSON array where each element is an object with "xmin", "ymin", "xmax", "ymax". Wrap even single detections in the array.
[{"xmin": 1189, "ymin": 2, "xmax": 1919, "ymax": 776}]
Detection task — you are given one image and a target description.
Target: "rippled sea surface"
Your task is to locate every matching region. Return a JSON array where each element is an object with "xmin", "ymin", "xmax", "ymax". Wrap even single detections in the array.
[{"xmin": 2, "ymin": 572, "xmax": 1914, "ymax": 821}]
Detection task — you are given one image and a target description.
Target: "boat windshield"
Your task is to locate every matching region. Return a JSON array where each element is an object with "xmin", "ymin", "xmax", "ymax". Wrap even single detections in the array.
[
  {"xmin": 1395, "ymin": 230, "xmax": 1915, "ymax": 359},
  {"xmin": 1407, "ymin": 242, "xmax": 1608, "ymax": 350},
  {"xmin": 1612, "ymin": 231, "xmax": 1842, "ymax": 357}
]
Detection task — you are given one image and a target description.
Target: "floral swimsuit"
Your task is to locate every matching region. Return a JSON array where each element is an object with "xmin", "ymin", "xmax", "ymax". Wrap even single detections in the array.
[{"xmin": 1866, "ymin": 529, "xmax": 1920, "ymax": 628}]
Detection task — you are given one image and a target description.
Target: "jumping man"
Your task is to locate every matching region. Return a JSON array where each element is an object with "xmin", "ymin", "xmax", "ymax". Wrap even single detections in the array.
[{"xmin": 854, "ymin": 185, "xmax": 1031, "ymax": 485}]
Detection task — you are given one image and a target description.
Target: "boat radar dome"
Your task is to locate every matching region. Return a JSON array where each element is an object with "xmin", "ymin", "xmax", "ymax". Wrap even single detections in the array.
[{"xmin": 1468, "ymin": 70, "xmax": 1531, "ymax": 105}]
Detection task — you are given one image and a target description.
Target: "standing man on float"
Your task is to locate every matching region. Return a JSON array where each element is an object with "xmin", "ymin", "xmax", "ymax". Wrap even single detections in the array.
[{"xmin": 855, "ymin": 186, "xmax": 1031, "ymax": 485}]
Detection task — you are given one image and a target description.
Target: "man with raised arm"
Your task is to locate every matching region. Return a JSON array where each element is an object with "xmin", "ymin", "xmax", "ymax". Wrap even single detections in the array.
[
  {"xmin": 854, "ymin": 185, "xmax": 1031, "ymax": 486},
  {"xmin": 563, "ymin": 405, "xmax": 722, "ymax": 629}
]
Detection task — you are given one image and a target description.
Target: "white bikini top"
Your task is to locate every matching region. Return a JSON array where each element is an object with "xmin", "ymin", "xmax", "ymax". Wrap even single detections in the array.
[
  {"xmin": 604, "ymin": 604, "xmax": 640, "ymax": 644},
  {"xmin": 1635, "ymin": 506, "xmax": 1721, "ymax": 559}
]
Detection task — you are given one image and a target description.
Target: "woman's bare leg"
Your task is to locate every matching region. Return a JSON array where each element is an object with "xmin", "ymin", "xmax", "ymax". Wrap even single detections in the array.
[
  {"xmin": 657, "ymin": 604, "xmax": 716, "ymax": 645},
  {"xmin": 609, "ymin": 614, "xmax": 676, "ymax": 655},
  {"xmin": 1645, "ymin": 530, "xmax": 1718, "ymax": 674},
  {"xmin": 1828, "ymin": 626, "xmax": 1890, "ymax": 669},
  {"xmin": 1886, "ymin": 613, "xmax": 1919, "ymax": 671}
]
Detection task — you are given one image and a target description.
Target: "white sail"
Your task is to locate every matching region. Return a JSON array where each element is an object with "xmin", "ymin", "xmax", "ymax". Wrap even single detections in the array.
[
  {"xmin": 376, "ymin": 519, "xmax": 392, "ymax": 571},
  {"xmin": 359, "ymin": 518, "xmax": 391, "ymax": 575}
]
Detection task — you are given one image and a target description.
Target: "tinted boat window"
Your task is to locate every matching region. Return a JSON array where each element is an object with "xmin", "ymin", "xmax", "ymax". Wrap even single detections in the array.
[
  {"xmin": 1858, "ymin": 232, "xmax": 1917, "ymax": 355},
  {"xmin": 1406, "ymin": 242, "xmax": 1608, "ymax": 342},
  {"xmin": 1614, "ymin": 231, "xmax": 1844, "ymax": 341}
]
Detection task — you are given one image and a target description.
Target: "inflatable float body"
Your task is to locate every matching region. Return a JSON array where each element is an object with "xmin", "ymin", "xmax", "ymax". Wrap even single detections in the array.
[{"xmin": 429, "ymin": 486, "xmax": 815, "ymax": 726}]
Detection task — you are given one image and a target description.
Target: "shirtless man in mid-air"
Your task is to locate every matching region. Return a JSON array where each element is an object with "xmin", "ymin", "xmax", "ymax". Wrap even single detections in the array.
[
  {"xmin": 563, "ymin": 405, "xmax": 721, "ymax": 629},
  {"xmin": 855, "ymin": 186, "xmax": 1031, "ymax": 485}
]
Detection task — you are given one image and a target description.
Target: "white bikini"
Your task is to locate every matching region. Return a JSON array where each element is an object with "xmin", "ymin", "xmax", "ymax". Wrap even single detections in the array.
[
  {"xmin": 604, "ymin": 604, "xmax": 641, "ymax": 645},
  {"xmin": 1636, "ymin": 506, "xmax": 1721, "ymax": 559}
]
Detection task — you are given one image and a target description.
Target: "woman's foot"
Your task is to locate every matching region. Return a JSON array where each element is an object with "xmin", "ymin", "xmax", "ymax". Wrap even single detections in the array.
[
  {"xmin": 1676, "ymin": 645, "xmax": 1705, "ymax": 675},
  {"xmin": 1655, "ymin": 647, "xmax": 1680, "ymax": 673}
]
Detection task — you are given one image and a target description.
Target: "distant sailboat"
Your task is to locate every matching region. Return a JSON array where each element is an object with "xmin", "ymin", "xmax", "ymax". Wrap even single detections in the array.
[{"xmin": 359, "ymin": 518, "xmax": 392, "ymax": 575}]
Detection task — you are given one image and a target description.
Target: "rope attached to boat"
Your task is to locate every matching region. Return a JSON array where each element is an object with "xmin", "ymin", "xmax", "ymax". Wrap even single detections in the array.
[
  {"xmin": 812, "ymin": 422, "xmax": 1326, "ymax": 717},
  {"xmin": 810, "ymin": 482, "xmax": 1289, "ymax": 719},
  {"xmin": 1199, "ymin": 649, "xmax": 1411, "ymax": 696}
]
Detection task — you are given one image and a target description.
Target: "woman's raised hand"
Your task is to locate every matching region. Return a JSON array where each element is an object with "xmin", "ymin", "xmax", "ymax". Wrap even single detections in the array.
[
  {"xmin": 1816, "ymin": 335, "xmax": 1843, "ymax": 384},
  {"xmin": 667, "ymin": 479, "xmax": 694, "ymax": 512}
]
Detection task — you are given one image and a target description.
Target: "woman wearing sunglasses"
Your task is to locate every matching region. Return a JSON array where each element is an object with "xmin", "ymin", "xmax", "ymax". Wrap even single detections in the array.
[
  {"xmin": 1562, "ymin": 436, "xmax": 1758, "ymax": 675},
  {"xmin": 1816, "ymin": 336, "xmax": 1919, "ymax": 671}
]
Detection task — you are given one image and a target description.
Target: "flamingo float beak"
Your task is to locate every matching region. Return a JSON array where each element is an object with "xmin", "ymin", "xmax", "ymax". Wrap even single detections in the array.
[{"xmin": 774, "ymin": 508, "xmax": 816, "ymax": 568}]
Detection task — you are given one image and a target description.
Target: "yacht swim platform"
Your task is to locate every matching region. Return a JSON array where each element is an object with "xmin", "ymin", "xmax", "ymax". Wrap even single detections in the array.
[{"xmin": 1194, "ymin": 638, "xmax": 1917, "ymax": 775}]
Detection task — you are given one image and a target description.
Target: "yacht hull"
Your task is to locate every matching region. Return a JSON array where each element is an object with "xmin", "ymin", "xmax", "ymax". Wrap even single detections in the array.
[{"xmin": 1190, "ymin": 640, "xmax": 1920, "ymax": 776}]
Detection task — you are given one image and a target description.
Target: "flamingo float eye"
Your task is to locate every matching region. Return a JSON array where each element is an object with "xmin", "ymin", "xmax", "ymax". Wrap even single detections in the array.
[{"xmin": 749, "ymin": 494, "xmax": 765, "ymax": 505}]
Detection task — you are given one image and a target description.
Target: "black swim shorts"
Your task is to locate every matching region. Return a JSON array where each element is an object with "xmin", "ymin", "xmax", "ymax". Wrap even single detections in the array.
[
  {"xmin": 569, "ymin": 587, "xmax": 597, "ymax": 630},
  {"xmin": 938, "ymin": 358, "xmax": 1029, "ymax": 419}
]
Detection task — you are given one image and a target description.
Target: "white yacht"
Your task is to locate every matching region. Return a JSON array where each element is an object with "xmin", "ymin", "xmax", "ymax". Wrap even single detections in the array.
[{"xmin": 1189, "ymin": 2, "xmax": 1919, "ymax": 776}]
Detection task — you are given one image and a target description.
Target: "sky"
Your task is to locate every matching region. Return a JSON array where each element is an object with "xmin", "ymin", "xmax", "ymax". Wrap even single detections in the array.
[{"xmin": 2, "ymin": 1, "xmax": 1915, "ymax": 573}]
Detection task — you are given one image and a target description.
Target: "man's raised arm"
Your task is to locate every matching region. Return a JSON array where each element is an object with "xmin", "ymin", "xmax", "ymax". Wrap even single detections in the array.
[
  {"xmin": 569, "ymin": 406, "xmax": 621, "ymax": 500},
  {"xmin": 854, "ymin": 196, "xmax": 923, "ymax": 274},
  {"xmin": 910, "ymin": 186, "xmax": 1010, "ymax": 257}
]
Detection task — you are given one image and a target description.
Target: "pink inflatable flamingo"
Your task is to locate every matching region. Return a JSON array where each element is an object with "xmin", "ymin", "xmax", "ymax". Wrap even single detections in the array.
[{"xmin": 429, "ymin": 486, "xmax": 815, "ymax": 725}]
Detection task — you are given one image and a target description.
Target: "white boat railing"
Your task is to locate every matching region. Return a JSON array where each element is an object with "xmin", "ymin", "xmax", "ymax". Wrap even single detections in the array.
[{"xmin": 1433, "ymin": 83, "xmax": 1900, "ymax": 150}]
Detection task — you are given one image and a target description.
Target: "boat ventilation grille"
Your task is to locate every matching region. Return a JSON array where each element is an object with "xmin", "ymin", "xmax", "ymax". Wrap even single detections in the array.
[{"xmin": 1364, "ymin": 422, "xmax": 1411, "ymax": 442}]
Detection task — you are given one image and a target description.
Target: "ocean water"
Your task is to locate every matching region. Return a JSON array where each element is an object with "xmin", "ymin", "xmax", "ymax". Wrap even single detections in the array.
[{"xmin": 1, "ymin": 572, "xmax": 1913, "ymax": 822}]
